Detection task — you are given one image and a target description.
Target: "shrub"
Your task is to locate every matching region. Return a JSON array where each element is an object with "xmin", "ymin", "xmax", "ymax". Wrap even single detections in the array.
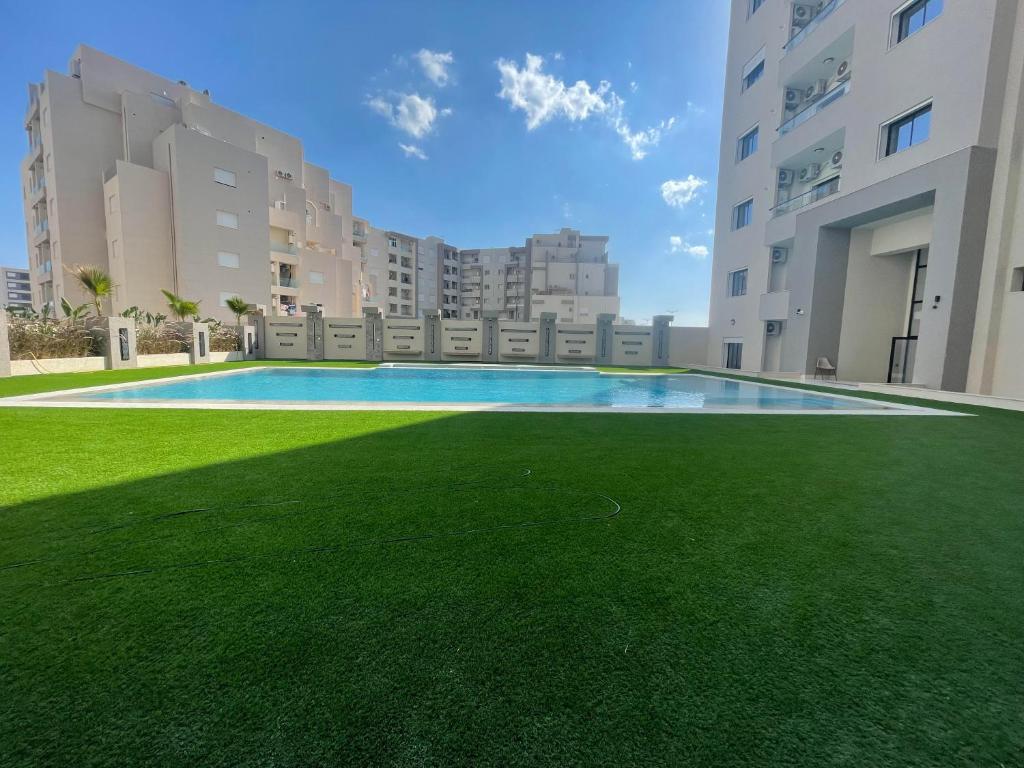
[
  {"xmin": 135, "ymin": 324, "xmax": 188, "ymax": 355},
  {"xmin": 209, "ymin": 322, "xmax": 241, "ymax": 352},
  {"xmin": 7, "ymin": 317, "xmax": 96, "ymax": 360}
]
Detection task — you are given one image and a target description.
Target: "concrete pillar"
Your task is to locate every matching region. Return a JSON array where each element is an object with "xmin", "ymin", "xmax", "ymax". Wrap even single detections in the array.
[
  {"xmin": 302, "ymin": 304, "xmax": 324, "ymax": 361},
  {"xmin": 422, "ymin": 310, "xmax": 442, "ymax": 361},
  {"xmin": 0, "ymin": 311, "xmax": 10, "ymax": 378},
  {"xmin": 481, "ymin": 310, "xmax": 500, "ymax": 362},
  {"xmin": 246, "ymin": 305, "xmax": 267, "ymax": 360},
  {"xmin": 595, "ymin": 313, "xmax": 615, "ymax": 366},
  {"xmin": 363, "ymin": 307, "xmax": 383, "ymax": 361},
  {"xmin": 86, "ymin": 316, "xmax": 138, "ymax": 370},
  {"xmin": 173, "ymin": 322, "xmax": 211, "ymax": 365},
  {"xmin": 537, "ymin": 312, "xmax": 557, "ymax": 364},
  {"xmin": 652, "ymin": 315, "xmax": 674, "ymax": 367},
  {"xmin": 239, "ymin": 324, "xmax": 257, "ymax": 360}
]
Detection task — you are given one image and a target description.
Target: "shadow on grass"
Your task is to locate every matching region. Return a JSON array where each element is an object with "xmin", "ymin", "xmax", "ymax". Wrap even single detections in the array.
[{"xmin": 0, "ymin": 406, "xmax": 1022, "ymax": 766}]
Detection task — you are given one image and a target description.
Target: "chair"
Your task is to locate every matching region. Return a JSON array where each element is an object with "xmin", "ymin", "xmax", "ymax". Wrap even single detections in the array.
[{"xmin": 814, "ymin": 357, "xmax": 837, "ymax": 381}]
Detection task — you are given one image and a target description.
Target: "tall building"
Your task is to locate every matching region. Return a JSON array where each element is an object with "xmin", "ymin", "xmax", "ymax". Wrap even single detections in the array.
[
  {"xmin": 416, "ymin": 236, "xmax": 461, "ymax": 319},
  {"xmin": 527, "ymin": 229, "xmax": 619, "ymax": 322},
  {"xmin": 21, "ymin": 45, "xmax": 361, "ymax": 322},
  {"xmin": 356, "ymin": 227, "xmax": 417, "ymax": 318},
  {"xmin": 2, "ymin": 266, "xmax": 32, "ymax": 310},
  {"xmin": 709, "ymin": 0, "xmax": 1024, "ymax": 398}
]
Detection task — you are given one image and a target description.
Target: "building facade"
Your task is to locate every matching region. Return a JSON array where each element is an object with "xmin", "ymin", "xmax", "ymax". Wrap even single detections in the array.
[
  {"xmin": 709, "ymin": 0, "xmax": 1024, "ymax": 398},
  {"xmin": 22, "ymin": 45, "xmax": 361, "ymax": 322},
  {"xmin": 2, "ymin": 266, "xmax": 32, "ymax": 310}
]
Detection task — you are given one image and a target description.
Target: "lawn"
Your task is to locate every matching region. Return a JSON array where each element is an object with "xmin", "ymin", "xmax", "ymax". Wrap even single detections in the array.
[{"xmin": 0, "ymin": 363, "xmax": 1021, "ymax": 766}]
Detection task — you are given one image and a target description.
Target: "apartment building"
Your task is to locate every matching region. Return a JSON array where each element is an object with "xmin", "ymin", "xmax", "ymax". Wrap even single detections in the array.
[
  {"xmin": 356, "ymin": 227, "xmax": 417, "ymax": 317},
  {"xmin": 416, "ymin": 236, "xmax": 461, "ymax": 318},
  {"xmin": 458, "ymin": 247, "xmax": 529, "ymax": 320},
  {"xmin": 528, "ymin": 229, "xmax": 620, "ymax": 322},
  {"xmin": 2, "ymin": 266, "xmax": 32, "ymax": 310},
  {"xmin": 21, "ymin": 45, "xmax": 361, "ymax": 322},
  {"xmin": 708, "ymin": 0, "xmax": 1024, "ymax": 398}
]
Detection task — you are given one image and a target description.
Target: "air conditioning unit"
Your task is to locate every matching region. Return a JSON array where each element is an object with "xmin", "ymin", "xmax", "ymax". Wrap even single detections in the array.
[
  {"xmin": 836, "ymin": 60, "xmax": 851, "ymax": 82},
  {"xmin": 284, "ymin": 172, "xmax": 293, "ymax": 181},
  {"xmin": 275, "ymin": 170, "xmax": 287, "ymax": 179},
  {"xmin": 274, "ymin": 200, "xmax": 286, "ymax": 210},
  {"xmin": 287, "ymin": 233, "xmax": 296, "ymax": 245},
  {"xmin": 784, "ymin": 88, "xmax": 803, "ymax": 109},
  {"xmin": 831, "ymin": 150, "xmax": 844, "ymax": 169},
  {"xmin": 792, "ymin": 3, "xmax": 816, "ymax": 26},
  {"xmin": 771, "ymin": 247, "xmax": 789, "ymax": 264},
  {"xmin": 777, "ymin": 168, "xmax": 795, "ymax": 187},
  {"xmin": 766, "ymin": 321, "xmax": 782, "ymax": 336},
  {"xmin": 804, "ymin": 79, "xmax": 828, "ymax": 102},
  {"xmin": 799, "ymin": 163, "xmax": 822, "ymax": 182}
]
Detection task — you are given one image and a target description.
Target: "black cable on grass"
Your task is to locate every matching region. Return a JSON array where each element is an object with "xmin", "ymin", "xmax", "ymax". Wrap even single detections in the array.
[
  {"xmin": 59, "ymin": 488, "xmax": 622, "ymax": 586},
  {"xmin": 0, "ymin": 461, "xmax": 536, "ymax": 547},
  {"xmin": 0, "ymin": 469, "xmax": 533, "ymax": 572},
  {"xmin": 1, "ymin": 472, "xmax": 623, "ymax": 587}
]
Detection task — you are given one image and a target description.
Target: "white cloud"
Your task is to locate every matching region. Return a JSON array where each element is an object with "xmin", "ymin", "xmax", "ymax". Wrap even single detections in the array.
[
  {"xmin": 415, "ymin": 49, "xmax": 454, "ymax": 87},
  {"xmin": 399, "ymin": 143, "xmax": 428, "ymax": 160},
  {"xmin": 669, "ymin": 235, "xmax": 710, "ymax": 259},
  {"xmin": 660, "ymin": 175, "xmax": 708, "ymax": 208},
  {"xmin": 496, "ymin": 53, "xmax": 675, "ymax": 159},
  {"xmin": 368, "ymin": 92, "xmax": 448, "ymax": 138},
  {"xmin": 629, "ymin": 81, "xmax": 638, "ymax": 93}
]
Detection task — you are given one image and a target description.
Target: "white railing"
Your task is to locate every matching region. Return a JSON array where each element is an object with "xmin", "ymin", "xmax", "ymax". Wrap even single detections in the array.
[
  {"xmin": 779, "ymin": 80, "xmax": 849, "ymax": 135},
  {"xmin": 772, "ymin": 176, "xmax": 840, "ymax": 217}
]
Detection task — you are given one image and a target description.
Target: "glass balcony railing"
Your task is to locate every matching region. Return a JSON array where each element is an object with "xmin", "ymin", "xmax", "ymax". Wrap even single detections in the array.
[
  {"xmin": 274, "ymin": 276, "xmax": 299, "ymax": 289},
  {"xmin": 785, "ymin": 0, "xmax": 846, "ymax": 52},
  {"xmin": 779, "ymin": 80, "xmax": 849, "ymax": 135},
  {"xmin": 270, "ymin": 240, "xmax": 297, "ymax": 255},
  {"xmin": 772, "ymin": 176, "xmax": 840, "ymax": 217}
]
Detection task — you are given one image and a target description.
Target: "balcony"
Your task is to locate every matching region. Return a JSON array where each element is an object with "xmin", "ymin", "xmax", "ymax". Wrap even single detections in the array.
[
  {"xmin": 28, "ymin": 177, "xmax": 46, "ymax": 205},
  {"xmin": 784, "ymin": 0, "xmax": 846, "ymax": 53},
  {"xmin": 26, "ymin": 135, "xmax": 42, "ymax": 163},
  {"xmin": 772, "ymin": 176, "xmax": 840, "ymax": 218},
  {"xmin": 270, "ymin": 240, "xmax": 297, "ymax": 256},
  {"xmin": 352, "ymin": 225, "xmax": 367, "ymax": 241},
  {"xmin": 779, "ymin": 79, "xmax": 849, "ymax": 135},
  {"xmin": 759, "ymin": 291, "xmax": 791, "ymax": 321}
]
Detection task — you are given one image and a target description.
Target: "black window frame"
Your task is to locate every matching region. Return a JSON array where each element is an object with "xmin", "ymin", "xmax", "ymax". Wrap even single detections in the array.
[
  {"xmin": 896, "ymin": 0, "xmax": 943, "ymax": 44},
  {"xmin": 742, "ymin": 59, "xmax": 765, "ymax": 91},
  {"xmin": 728, "ymin": 269, "xmax": 749, "ymax": 298},
  {"xmin": 884, "ymin": 103, "xmax": 932, "ymax": 157},
  {"xmin": 733, "ymin": 199, "xmax": 754, "ymax": 230},
  {"xmin": 737, "ymin": 125, "xmax": 759, "ymax": 161}
]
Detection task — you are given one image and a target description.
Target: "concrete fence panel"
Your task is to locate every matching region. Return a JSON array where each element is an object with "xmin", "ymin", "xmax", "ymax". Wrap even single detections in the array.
[
  {"xmin": 555, "ymin": 324, "xmax": 597, "ymax": 363},
  {"xmin": 612, "ymin": 326, "xmax": 654, "ymax": 366},
  {"xmin": 383, "ymin": 319, "xmax": 425, "ymax": 360},
  {"xmin": 264, "ymin": 318, "xmax": 309, "ymax": 360},
  {"xmin": 323, "ymin": 318, "xmax": 366, "ymax": 360},
  {"xmin": 441, "ymin": 320, "xmax": 482, "ymax": 359},
  {"xmin": 498, "ymin": 321, "xmax": 540, "ymax": 361}
]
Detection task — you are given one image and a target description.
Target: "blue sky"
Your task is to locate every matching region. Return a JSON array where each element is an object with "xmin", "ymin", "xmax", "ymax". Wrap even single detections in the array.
[{"xmin": 0, "ymin": 0, "xmax": 729, "ymax": 325}]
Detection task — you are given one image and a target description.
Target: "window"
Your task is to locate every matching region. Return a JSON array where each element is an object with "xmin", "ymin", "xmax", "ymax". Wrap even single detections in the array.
[
  {"xmin": 895, "ymin": 0, "xmax": 943, "ymax": 43},
  {"xmin": 217, "ymin": 251, "xmax": 240, "ymax": 268},
  {"xmin": 733, "ymin": 199, "xmax": 754, "ymax": 229},
  {"xmin": 388, "ymin": 236, "xmax": 399, "ymax": 248},
  {"xmin": 728, "ymin": 269, "xmax": 748, "ymax": 297},
  {"xmin": 724, "ymin": 342, "xmax": 743, "ymax": 370},
  {"xmin": 1011, "ymin": 267, "xmax": 1024, "ymax": 292},
  {"xmin": 309, "ymin": 271, "xmax": 325, "ymax": 285},
  {"xmin": 884, "ymin": 103, "xmax": 932, "ymax": 157},
  {"xmin": 737, "ymin": 126, "xmax": 759, "ymax": 161},
  {"xmin": 213, "ymin": 167, "xmax": 236, "ymax": 187},
  {"xmin": 742, "ymin": 58, "xmax": 765, "ymax": 91},
  {"xmin": 216, "ymin": 210, "xmax": 238, "ymax": 229},
  {"xmin": 749, "ymin": 0, "xmax": 765, "ymax": 15}
]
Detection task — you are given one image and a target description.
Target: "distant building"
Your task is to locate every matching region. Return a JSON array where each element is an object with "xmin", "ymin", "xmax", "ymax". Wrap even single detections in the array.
[{"xmin": 2, "ymin": 266, "xmax": 32, "ymax": 310}]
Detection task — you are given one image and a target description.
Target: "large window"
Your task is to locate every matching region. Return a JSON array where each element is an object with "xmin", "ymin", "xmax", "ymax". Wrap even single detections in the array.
[
  {"xmin": 217, "ymin": 251, "xmax": 240, "ymax": 268},
  {"xmin": 749, "ymin": 0, "xmax": 765, "ymax": 15},
  {"xmin": 733, "ymin": 199, "xmax": 754, "ymax": 230},
  {"xmin": 728, "ymin": 269, "xmax": 749, "ymax": 297},
  {"xmin": 216, "ymin": 210, "xmax": 239, "ymax": 229},
  {"xmin": 884, "ymin": 103, "xmax": 932, "ymax": 157},
  {"xmin": 737, "ymin": 126, "xmax": 759, "ymax": 161},
  {"xmin": 895, "ymin": 0, "xmax": 943, "ymax": 43}
]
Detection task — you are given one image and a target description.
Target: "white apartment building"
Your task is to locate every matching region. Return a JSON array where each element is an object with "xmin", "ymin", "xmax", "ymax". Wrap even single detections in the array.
[
  {"xmin": 528, "ymin": 229, "xmax": 620, "ymax": 323},
  {"xmin": 709, "ymin": 0, "xmax": 1024, "ymax": 399},
  {"xmin": 356, "ymin": 227, "xmax": 417, "ymax": 318},
  {"xmin": 416, "ymin": 236, "xmax": 461, "ymax": 319},
  {"xmin": 458, "ymin": 247, "xmax": 529, "ymax": 320},
  {"xmin": 21, "ymin": 45, "xmax": 361, "ymax": 322}
]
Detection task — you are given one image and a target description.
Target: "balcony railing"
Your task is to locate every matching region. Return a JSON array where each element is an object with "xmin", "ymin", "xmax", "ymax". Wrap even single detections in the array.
[
  {"xmin": 273, "ymin": 276, "xmax": 299, "ymax": 289},
  {"xmin": 772, "ymin": 176, "xmax": 840, "ymax": 217},
  {"xmin": 784, "ymin": 0, "xmax": 846, "ymax": 52},
  {"xmin": 270, "ymin": 241, "xmax": 297, "ymax": 255},
  {"xmin": 779, "ymin": 79, "xmax": 849, "ymax": 135}
]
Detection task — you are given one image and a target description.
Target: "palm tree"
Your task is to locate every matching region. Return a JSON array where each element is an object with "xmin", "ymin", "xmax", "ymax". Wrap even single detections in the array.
[
  {"xmin": 66, "ymin": 265, "xmax": 114, "ymax": 317},
  {"xmin": 60, "ymin": 297, "xmax": 91, "ymax": 322},
  {"xmin": 225, "ymin": 296, "xmax": 250, "ymax": 325},
  {"xmin": 161, "ymin": 289, "xmax": 201, "ymax": 322}
]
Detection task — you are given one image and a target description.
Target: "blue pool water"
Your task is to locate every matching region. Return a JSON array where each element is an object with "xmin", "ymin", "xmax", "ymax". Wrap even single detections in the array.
[{"xmin": 77, "ymin": 366, "xmax": 882, "ymax": 410}]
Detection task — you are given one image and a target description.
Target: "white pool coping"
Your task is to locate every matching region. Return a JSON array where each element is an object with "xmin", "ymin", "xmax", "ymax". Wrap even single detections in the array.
[{"xmin": 0, "ymin": 365, "xmax": 962, "ymax": 416}]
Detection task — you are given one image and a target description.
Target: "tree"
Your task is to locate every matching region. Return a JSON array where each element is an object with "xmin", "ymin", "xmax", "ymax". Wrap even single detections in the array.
[
  {"xmin": 60, "ymin": 297, "xmax": 91, "ymax": 322},
  {"xmin": 161, "ymin": 289, "xmax": 201, "ymax": 322},
  {"xmin": 225, "ymin": 296, "xmax": 250, "ymax": 325},
  {"xmin": 66, "ymin": 265, "xmax": 114, "ymax": 317}
]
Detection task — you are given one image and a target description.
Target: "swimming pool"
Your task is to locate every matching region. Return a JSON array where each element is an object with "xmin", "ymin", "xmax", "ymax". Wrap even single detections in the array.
[{"xmin": 8, "ymin": 365, "xmax": 944, "ymax": 414}]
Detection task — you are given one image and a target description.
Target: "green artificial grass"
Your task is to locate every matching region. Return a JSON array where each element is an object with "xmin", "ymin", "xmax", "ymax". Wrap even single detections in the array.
[{"xmin": 0, "ymin": 364, "xmax": 1021, "ymax": 766}]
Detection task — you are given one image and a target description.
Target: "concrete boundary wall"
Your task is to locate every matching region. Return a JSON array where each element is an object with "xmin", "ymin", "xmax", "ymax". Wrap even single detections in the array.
[{"xmin": 323, "ymin": 317, "xmax": 366, "ymax": 360}]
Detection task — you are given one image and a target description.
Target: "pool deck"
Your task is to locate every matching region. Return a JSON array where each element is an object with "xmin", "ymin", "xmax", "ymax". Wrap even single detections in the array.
[{"xmin": 0, "ymin": 366, "xmax": 961, "ymax": 416}]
